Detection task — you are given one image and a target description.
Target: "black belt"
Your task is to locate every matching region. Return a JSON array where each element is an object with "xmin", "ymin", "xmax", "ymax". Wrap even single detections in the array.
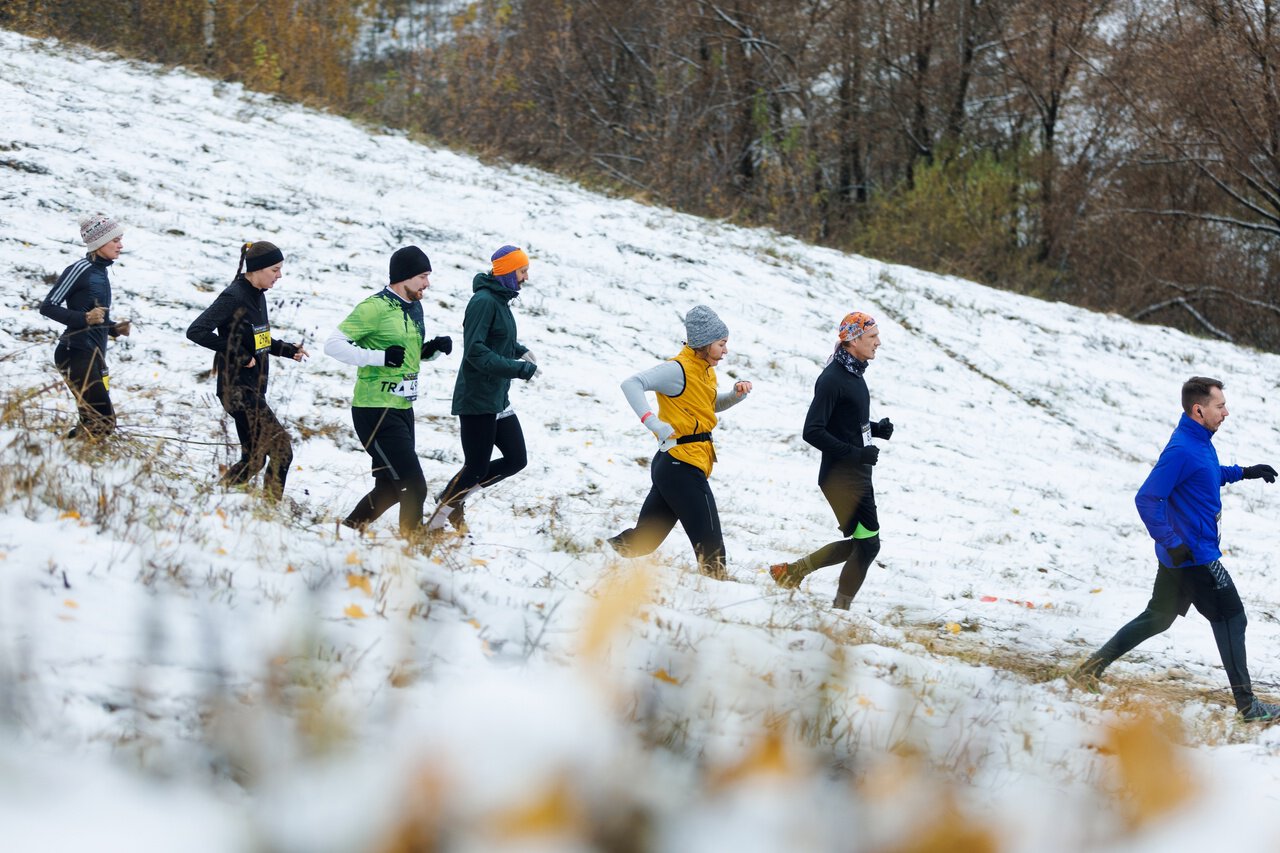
[{"xmin": 676, "ymin": 432, "xmax": 713, "ymax": 445}]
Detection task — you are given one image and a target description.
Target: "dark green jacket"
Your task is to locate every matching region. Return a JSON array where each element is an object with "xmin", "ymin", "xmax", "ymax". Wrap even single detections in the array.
[{"xmin": 451, "ymin": 274, "xmax": 535, "ymax": 415}]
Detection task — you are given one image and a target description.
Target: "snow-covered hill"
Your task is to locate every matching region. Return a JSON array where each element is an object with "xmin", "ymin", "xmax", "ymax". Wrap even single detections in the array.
[{"xmin": 3, "ymin": 29, "xmax": 1280, "ymax": 851}]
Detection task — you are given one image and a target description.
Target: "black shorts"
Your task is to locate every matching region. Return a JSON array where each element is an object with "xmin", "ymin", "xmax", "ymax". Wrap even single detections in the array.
[
  {"xmin": 819, "ymin": 460, "xmax": 878, "ymax": 537},
  {"xmin": 1146, "ymin": 560, "xmax": 1244, "ymax": 621}
]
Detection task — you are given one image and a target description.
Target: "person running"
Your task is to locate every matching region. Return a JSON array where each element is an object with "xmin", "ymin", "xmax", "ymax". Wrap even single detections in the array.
[
  {"xmin": 39, "ymin": 214, "xmax": 133, "ymax": 439},
  {"xmin": 431, "ymin": 245, "xmax": 538, "ymax": 533},
  {"xmin": 606, "ymin": 305, "xmax": 753, "ymax": 580},
  {"xmin": 1072, "ymin": 377, "xmax": 1280, "ymax": 721},
  {"xmin": 769, "ymin": 312, "xmax": 891, "ymax": 610},
  {"xmin": 325, "ymin": 246, "xmax": 452, "ymax": 538},
  {"xmin": 186, "ymin": 241, "xmax": 307, "ymax": 501}
]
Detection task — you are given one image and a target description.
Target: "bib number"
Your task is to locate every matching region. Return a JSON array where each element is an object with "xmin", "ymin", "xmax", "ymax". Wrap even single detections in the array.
[
  {"xmin": 253, "ymin": 324, "xmax": 272, "ymax": 353},
  {"xmin": 861, "ymin": 421, "xmax": 873, "ymax": 447},
  {"xmin": 391, "ymin": 372, "xmax": 418, "ymax": 401}
]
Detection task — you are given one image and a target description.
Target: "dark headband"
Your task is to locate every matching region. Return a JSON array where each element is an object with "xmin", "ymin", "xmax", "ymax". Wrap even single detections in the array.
[{"xmin": 245, "ymin": 246, "xmax": 284, "ymax": 272}]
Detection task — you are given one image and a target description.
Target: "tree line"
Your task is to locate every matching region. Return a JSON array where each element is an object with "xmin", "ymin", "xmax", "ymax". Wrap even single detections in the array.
[{"xmin": 6, "ymin": 0, "xmax": 1280, "ymax": 349}]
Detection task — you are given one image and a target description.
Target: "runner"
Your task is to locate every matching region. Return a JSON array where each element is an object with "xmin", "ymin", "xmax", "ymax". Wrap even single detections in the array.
[
  {"xmin": 606, "ymin": 305, "xmax": 752, "ymax": 579},
  {"xmin": 431, "ymin": 245, "xmax": 538, "ymax": 533},
  {"xmin": 325, "ymin": 246, "xmax": 452, "ymax": 538},
  {"xmin": 39, "ymin": 214, "xmax": 133, "ymax": 439},
  {"xmin": 186, "ymin": 241, "xmax": 307, "ymax": 500},
  {"xmin": 769, "ymin": 312, "xmax": 891, "ymax": 610},
  {"xmin": 1073, "ymin": 376, "xmax": 1280, "ymax": 721}
]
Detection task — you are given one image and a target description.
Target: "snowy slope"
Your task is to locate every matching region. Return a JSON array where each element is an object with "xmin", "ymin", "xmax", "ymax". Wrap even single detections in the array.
[{"xmin": 3, "ymin": 30, "xmax": 1280, "ymax": 851}]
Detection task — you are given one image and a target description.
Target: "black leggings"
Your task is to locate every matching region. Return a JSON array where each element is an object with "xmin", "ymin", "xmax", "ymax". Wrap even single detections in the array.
[
  {"xmin": 799, "ymin": 536, "xmax": 882, "ymax": 599},
  {"xmin": 791, "ymin": 462, "xmax": 881, "ymax": 598},
  {"xmin": 1087, "ymin": 561, "xmax": 1254, "ymax": 709},
  {"xmin": 344, "ymin": 406, "xmax": 427, "ymax": 535},
  {"xmin": 222, "ymin": 389, "xmax": 292, "ymax": 500},
  {"xmin": 609, "ymin": 451, "xmax": 725, "ymax": 577},
  {"xmin": 438, "ymin": 412, "xmax": 528, "ymax": 507},
  {"xmin": 54, "ymin": 343, "xmax": 115, "ymax": 437}
]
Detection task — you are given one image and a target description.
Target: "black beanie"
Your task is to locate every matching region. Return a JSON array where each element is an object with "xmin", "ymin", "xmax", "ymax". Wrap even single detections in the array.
[{"xmin": 389, "ymin": 246, "xmax": 432, "ymax": 284}]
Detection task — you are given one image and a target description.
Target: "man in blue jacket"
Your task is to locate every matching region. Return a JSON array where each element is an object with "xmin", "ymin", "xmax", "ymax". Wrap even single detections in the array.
[{"xmin": 1075, "ymin": 377, "xmax": 1280, "ymax": 722}]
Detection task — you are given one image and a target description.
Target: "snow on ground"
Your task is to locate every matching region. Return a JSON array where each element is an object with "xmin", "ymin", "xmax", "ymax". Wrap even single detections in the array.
[{"xmin": 3, "ymin": 29, "xmax": 1280, "ymax": 851}]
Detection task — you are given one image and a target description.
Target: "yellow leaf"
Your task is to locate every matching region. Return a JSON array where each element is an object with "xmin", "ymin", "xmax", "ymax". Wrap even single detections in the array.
[
  {"xmin": 346, "ymin": 551, "xmax": 361, "ymax": 566},
  {"xmin": 63, "ymin": 599, "xmax": 78, "ymax": 609},
  {"xmin": 711, "ymin": 726, "xmax": 795, "ymax": 788},
  {"xmin": 285, "ymin": 565, "xmax": 298, "ymax": 573},
  {"xmin": 490, "ymin": 777, "xmax": 583, "ymax": 838},
  {"xmin": 945, "ymin": 622, "xmax": 962, "ymax": 634},
  {"xmin": 215, "ymin": 508, "xmax": 227, "ymax": 521},
  {"xmin": 467, "ymin": 618, "xmax": 481, "ymax": 629},
  {"xmin": 59, "ymin": 510, "xmax": 80, "ymax": 520},
  {"xmin": 215, "ymin": 547, "xmax": 227, "ymax": 555},
  {"xmin": 347, "ymin": 573, "xmax": 372, "ymax": 595},
  {"xmin": 580, "ymin": 564, "xmax": 655, "ymax": 660},
  {"xmin": 344, "ymin": 604, "xmax": 368, "ymax": 619},
  {"xmin": 1090, "ymin": 588, "xmax": 1103, "ymax": 594},
  {"xmin": 652, "ymin": 668, "xmax": 681, "ymax": 685},
  {"xmin": 471, "ymin": 557, "xmax": 488, "ymax": 567},
  {"xmin": 1106, "ymin": 712, "xmax": 1196, "ymax": 829}
]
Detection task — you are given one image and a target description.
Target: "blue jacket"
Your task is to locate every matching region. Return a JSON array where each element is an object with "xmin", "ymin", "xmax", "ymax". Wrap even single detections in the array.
[
  {"xmin": 39, "ymin": 255, "xmax": 119, "ymax": 354},
  {"xmin": 1135, "ymin": 413, "xmax": 1243, "ymax": 567}
]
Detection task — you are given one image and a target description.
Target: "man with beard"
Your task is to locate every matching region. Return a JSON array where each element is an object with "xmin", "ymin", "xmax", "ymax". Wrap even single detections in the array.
[
  {"xmin": 325, "ymin": 246, "xmax": 452, "ymax": 539},
  {"xmin": 1074, "ymin": 376, "xmax": 1280, "ymax": 722}
]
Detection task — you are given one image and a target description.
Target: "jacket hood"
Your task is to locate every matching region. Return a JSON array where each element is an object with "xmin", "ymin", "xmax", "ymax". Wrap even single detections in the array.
[{"xmin": 472, "ymin": 272, "xmax": 518, "ymax": 301}]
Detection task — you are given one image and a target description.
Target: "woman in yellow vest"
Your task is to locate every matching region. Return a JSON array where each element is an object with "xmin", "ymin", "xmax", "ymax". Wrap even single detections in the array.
[{"xmin": 607, "ymin": 306, "xmax": 752, "ymax": 579}]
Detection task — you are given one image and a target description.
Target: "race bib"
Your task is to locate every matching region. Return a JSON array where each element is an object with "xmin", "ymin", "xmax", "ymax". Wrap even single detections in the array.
[
  {"xmin": 253, "ymin": 324, "xmax": 272, "ymax": 352},
  {"xmin": 861, "ymin": 421, "xmax": 873, "ymax": 447},
  {"xmin": 391, "ymin": 372, "xmax": 419, "ymax": 401}
]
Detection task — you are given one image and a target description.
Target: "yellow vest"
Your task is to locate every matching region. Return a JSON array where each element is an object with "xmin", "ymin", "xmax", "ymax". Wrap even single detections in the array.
[{"xmin": 657, "ymin": 346, "xmax": 719, "ymax": 477}]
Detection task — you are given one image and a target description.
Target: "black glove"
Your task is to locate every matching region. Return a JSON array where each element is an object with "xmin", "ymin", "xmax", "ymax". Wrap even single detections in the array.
[
  {"xmin": 1167, "ymin": 542, "xmax": 1194, "ymax": 567},
  {"xmin": 871, "ymin": 417, "xmax": 894, "ymax": 440},
  {"xmin": 1242, "ymin": 464, "xmax": 1278, "ymax": 483},
  {"xmin": 857, "ymin": 445, "xmax": 880, "ymax": 466},
  {"xmin": 384, "ymin": 345, "xmax": 406, "ymax": 368},
  {"xmin": 278, "ymin": 342, "xmax": 299, "ymax": 360},
  {"xmin": 422, "ymin": 335, "xmax": 453, "ymax": 358},
  {"xmin": 518, "ymin": 361, "xmax": 538, "ymax": 381}
]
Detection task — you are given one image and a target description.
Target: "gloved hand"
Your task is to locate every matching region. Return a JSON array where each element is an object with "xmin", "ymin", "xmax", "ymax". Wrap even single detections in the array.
[
  {"xmin": 518, "ymin": 361, "xmax": 537, "ymax": 380},
  {"xmin": 1242, "ymin": 464, "xmax": 1277, "ymax": 483},
  {"xmin": 422, "ymin": 336, "xmax": 452, "ymax": 358},
  {"xmin": 1167, "ymin": 542, "xmax": 1194, "ymax": 566},
  {"xmin": 644, "ymin": 417, "xmax": 675, "ymax": 443},
  {"xmin": 871, "ymin": 417, "xmax": 894, "ymax": 440},
  {"xmin": 384, "ymin": 345, "xmax": 406, "ymax": 368},
  {"xmin": 857, "ymin": 445, "xmax": 880, "ymax": 466}
]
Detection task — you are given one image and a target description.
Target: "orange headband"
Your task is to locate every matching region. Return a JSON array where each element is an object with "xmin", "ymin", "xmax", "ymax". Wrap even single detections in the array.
[{"xmin": 492, "ymin": 248, "xmax": 530, "ymax": 277}]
